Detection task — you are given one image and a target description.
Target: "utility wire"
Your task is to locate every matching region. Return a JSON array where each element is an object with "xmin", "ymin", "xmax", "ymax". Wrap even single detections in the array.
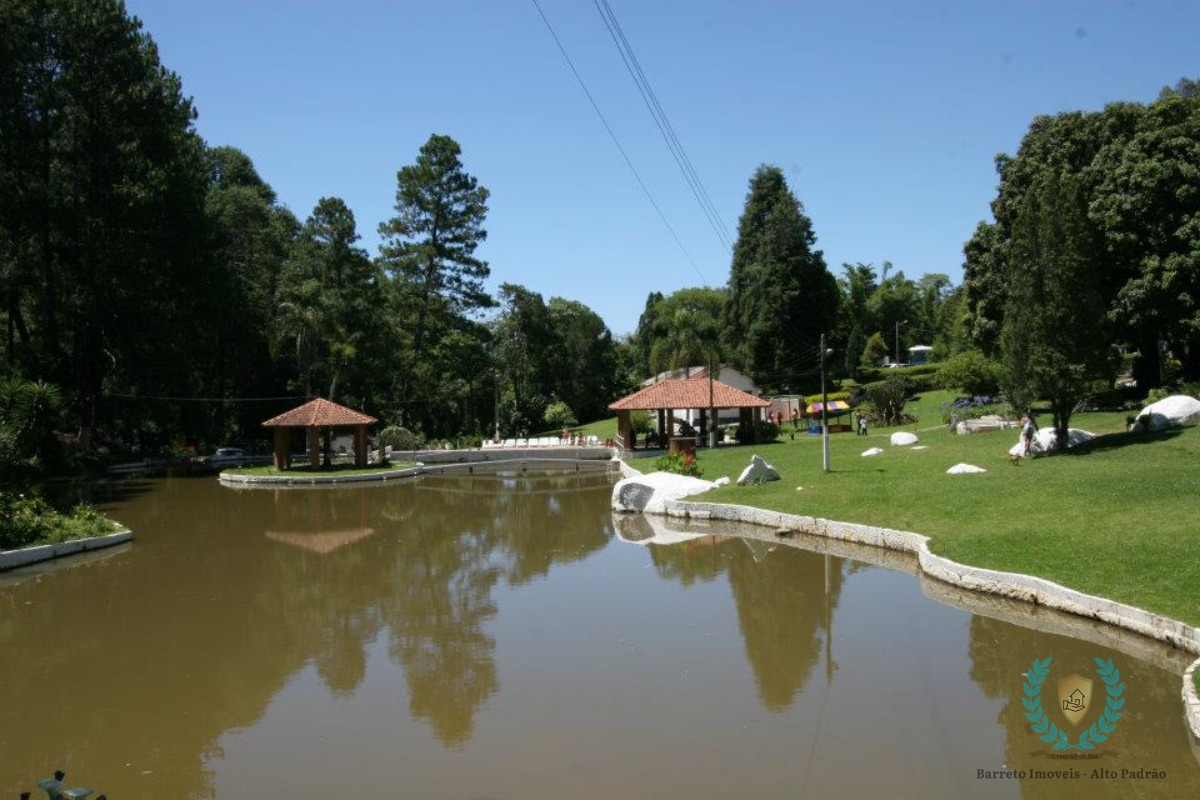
[
  {"xmin": 593, "ymin": 0, "xmax": 733, "ymax": 252},
  {"xmin": 530, "ymin": 0, "xmax": 707, "ymax": 285},
  {"xmin": 104, "ymin": 394, "xmax": 312, "ymax": 403}
]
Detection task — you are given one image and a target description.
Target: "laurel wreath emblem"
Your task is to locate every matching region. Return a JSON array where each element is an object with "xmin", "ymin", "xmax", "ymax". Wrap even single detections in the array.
[{"xmin": 1022, "ymin": 657, "xmax": 1125, "ymax": 750}]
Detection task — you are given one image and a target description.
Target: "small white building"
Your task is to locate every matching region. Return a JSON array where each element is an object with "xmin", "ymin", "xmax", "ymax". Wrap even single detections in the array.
[{"xmin": 908, "ymin": 345, "xmax": 934, "ymax": 365}]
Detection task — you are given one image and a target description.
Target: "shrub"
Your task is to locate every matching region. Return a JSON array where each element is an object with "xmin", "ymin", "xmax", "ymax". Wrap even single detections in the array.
[
  {"xmin": 862, "ymin": 376, "xmax": 912, "ymax": 426},
  {"xmin": 1146, "ymin": 387, "xmax": 1173, "ymax": 404},
  {"xmin": 0, "ymin": 491, "xmax": 113, "ymax": 551},
  {"xmin": 937, "ymin": 349, "xmax": 1004, "ymax": 397},
  {"xmin": 378, "ymin": 425, "xmax": 422, "ymax": 451},
  {"xmin": 860, "ymin": 332, "xmax": 888, "ymax": 369},
  {"xmin": 759, "ymin": 421, "xmax": 780, "ymax": 442},
  {"xmin": 543, "ymin": 400, "xmax": 577, "ymax": 429},
  {"xmin": 630, "ymin": 410, "xmax": 654, "ymax": 435},
  {"xmin": 653, "ymin": 450, "xmax": 703, "ymax": 478}
]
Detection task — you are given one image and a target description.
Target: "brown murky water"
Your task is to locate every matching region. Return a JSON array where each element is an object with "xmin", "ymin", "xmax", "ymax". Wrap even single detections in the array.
[{"xmin": 2, "ymin": 471, "xmax": 1198, "ymax": 798}]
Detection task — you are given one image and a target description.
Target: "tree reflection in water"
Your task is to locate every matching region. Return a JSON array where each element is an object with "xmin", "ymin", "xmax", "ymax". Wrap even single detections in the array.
[{"xmin": 624, "ymin": 516, "xmax": 847, "ymax": 712}]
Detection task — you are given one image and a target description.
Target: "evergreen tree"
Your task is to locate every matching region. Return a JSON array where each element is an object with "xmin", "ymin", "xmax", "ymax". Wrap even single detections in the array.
[
  {"xmin": 0, "ymin": 0, "xmax": 211, "ymax": 446},
  {"xmin": 378, "ymin": 134, "xmax": 492, "ymax": 430},
  {"xmin": 1000, "ymin": 171, "xmax": 1111, "ymax": 447},
  {"xmin": 723, "ymin": 166, "xmax": 838, "ymax": 391}
]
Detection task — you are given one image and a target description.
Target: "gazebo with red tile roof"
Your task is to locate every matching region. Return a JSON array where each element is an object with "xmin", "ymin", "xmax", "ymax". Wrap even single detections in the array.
[
  {"xmin": 609, "ymin": 371, "xmax": 770, "ymax": 449},
  {"xmin": 262, "ymin": 398, "xmax": 378, "ymax": 469}
]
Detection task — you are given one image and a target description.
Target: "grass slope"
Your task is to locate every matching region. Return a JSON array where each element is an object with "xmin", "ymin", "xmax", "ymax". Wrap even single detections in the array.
[{"xmin": 685, "ymin": 392, "xmax": 1200, "ymax": 625}]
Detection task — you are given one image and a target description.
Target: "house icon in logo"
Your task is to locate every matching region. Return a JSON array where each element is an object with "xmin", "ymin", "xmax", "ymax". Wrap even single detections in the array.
[{"xmin": 1063, "ymin": 688, "xmax": 1086, "ymax": 713}]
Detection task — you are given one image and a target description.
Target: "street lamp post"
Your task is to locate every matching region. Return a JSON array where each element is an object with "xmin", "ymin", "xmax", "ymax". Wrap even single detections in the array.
[
  {"xmin": 820, "ymin": 333, "xmax": 832, "ymax": 473},
  {"xmin": 894, "ymin": 319, "xmax": 908, "ymax": 367}
]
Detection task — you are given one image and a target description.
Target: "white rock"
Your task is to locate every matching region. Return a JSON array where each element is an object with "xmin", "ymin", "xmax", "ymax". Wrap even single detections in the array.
[
  {"xmin": 736, "ymin": 454, "xmax": 780, "ymax": 486},
  {"xmin": 947, "ymin": 463, "xmax": 987, "ymax": 474},
  {"xmin": 1130, "ymin": 395, "xmax": 1200, "ymax": 433},
  {"xmin": 912, "ymin": 445, "xmax": 928, "ymax": 451},
  {"xmin": 1009, "ymin": 427, "xmax": 1095, "ymax": 457},
  {"xmin": 861, "ymin": 447, "xmax": 884, "ymax": 457},
  {"xmin": 890, "ymin": 431, "xmax": 919, "ymax": 446},
  {"xmin": 713, "ymin": 476, "xmax": 731, "ymax": 487},
  {"xmin": 612, "ymin": 471, "xmax": 717, "ymax": 514}
]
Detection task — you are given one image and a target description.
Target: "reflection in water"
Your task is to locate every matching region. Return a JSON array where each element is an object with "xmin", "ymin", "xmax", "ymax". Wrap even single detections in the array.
[
  {"xmin": 968, "ymin": 615, "xmax": 1200, "ymax": 798},
  {"xmin": 640, "ymin": 526, "xmax": 845, "ymax": 711},
  {"xmin": 0, "ymin": 472, "xmax": 612, "ymax": 798},
  {"xmin": 2, "ymin": 472, "xmax": 1198, "ymax": 799}
]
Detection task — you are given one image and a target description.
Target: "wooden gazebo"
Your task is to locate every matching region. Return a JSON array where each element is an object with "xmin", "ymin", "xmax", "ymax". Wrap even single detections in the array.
[
  {"xmin": 609, "ymin": 370, "xmax": 771, "ymax": 449},
  {"xmin": 262, "ymin": 398, "xmax": 378, "ymax": 469}
]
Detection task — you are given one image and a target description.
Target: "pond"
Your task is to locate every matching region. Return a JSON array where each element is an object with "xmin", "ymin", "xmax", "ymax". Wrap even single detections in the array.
[{"xmin": 2, "ymin": 472, "xmax": 1198, "ymax": 798}]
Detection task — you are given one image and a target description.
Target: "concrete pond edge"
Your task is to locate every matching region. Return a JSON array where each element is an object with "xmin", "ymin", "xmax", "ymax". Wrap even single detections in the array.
[
  {"xmin": 0, "ymin": 526, "xmax": 133, "ymax": 572},
  {"xmin": 221, "ymin": 448, "xmax": 623, "ymax": 487},
  {"xmin": 616, "ymin": 458, "xmax": 1200, "ymax": 739}
]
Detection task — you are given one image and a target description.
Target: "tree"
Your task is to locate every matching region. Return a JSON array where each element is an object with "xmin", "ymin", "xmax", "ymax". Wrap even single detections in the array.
[
  {"xmin": 0, "ymin": 0, "xmax": 211, "ymax": 447},
  {"xmin": 836, "ymin": 263, "xmax": 878, "ymax": 376},
  {"xmin": 723, "ymin": 166, "xmax": 839, "ymax": 392},
  {"xmin": 1000, "ymin": 171, "xmax": 1112, "ymax": 447},
  {"xmin": 378, "ymin": 134, "xmax": 492, "ymax": 431},
  {"xmin": 543, "ymin": 400, "xmax": 577, "ymax": 430},
  {"xmin": 860, "ymin": 332, "xmax": 888, "ymax": 369},
  {"xmin": 546, "ymin": 297, "xmax": 620, "ymax": 423},
  {"xmin": 492, "ymin": 284, "xmax": 559, "ymax": 434},
  {"xmin": 630, "ymin": 291, "xmax": 664, "ymax": 378},
  {"xmin": 1092, "ymin": 90, "xmax": 1200, "ymax": 382},
  {"xmin": 644, "ymin": 287, "xmax": 725, "ymax": 377},
  {"xmin": 378, "ymin": 133, "xmax": 491, "ymax": 362},
  {"xmin": 276, "ymin": 197, "xmax": 380, "ymax": 402}
]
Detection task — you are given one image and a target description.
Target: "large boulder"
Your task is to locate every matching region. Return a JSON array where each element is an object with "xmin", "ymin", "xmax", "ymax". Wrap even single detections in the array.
[
  {"xmin": 612, "ymin": 471, "xmax": 717, "ymax": 514},
  {"xmin": 890, "ymin": 431, "xmax": 919, "ymax": 446},
  {"xmin": 1130, "ymin": 395, "xmax": 1200, "ymax": 433},
  {"xmin": 1008, "ymin": 427, "xmax": 1095, "ymax": 457},
  {"xmin": 736, "ymin": 454, "xmax": 780, "ymax": 485}
]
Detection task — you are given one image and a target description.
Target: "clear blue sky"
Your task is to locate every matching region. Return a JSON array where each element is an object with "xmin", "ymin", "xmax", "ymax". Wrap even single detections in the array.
[{"xmin": 126, "ymin": 0, "xmax": 1199, "ymax": 336}]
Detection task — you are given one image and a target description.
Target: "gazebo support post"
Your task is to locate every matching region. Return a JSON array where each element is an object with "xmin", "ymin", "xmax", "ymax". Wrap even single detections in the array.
[
  {"xmin": 355, "ymin": 425, "xmax": 368, "ymax": 468},
  {"xmin": 273, "ymin": 428, "xmax": 290, "ymax": 471},
  {"xmin": 307, "ymin": 427, "xmax": 320, "ymax": 468},
  {"xmin": 698, "ymin": 409, "xmax": 707, "ymax": 443},
  {"xmin": 616, "ymin": 409, "xmax": 631, "ymax": 451}
]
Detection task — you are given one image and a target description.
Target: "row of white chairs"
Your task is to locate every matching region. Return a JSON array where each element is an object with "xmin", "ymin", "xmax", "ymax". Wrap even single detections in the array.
[{"xmin": 481, "ymin": 436, "xmax": 603, "ymax": 449}]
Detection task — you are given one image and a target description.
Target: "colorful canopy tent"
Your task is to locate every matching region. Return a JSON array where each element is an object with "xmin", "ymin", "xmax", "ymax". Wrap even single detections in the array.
[
  {"xmin": 807, "ymin": 400, "xmax": 852, "ymax": 416},
  {"xmin": 262, "ymin": 398, "xmax": 378, "ymax": 469},
  {"xmin": 609, "ymin": 375, "xmax": 771, "ymax": 448}
]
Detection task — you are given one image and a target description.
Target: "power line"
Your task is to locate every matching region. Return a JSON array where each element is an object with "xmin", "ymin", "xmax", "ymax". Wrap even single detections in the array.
[
  {"xmin": 103, "ymin": 394, "xmax": 312, "ymax": 403},
  {"xmin": 592, "ymin": 0, "xmax": 733, "ymax": 253},
  {"xmin": 530, "ymin": 0, "xmax": 708, "ymax": 285}
]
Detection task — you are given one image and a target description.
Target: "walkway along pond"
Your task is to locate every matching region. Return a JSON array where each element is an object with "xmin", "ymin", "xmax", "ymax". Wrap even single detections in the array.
[{"xmin": 1, "ymin": 471, "xmax": 1197, "ymax": 798}]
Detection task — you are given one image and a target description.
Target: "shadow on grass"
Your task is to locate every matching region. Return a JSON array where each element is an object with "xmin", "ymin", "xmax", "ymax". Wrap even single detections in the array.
[{"xmin": 1070, "ymin": 428, "xmax": 1184, "ymax": 456}]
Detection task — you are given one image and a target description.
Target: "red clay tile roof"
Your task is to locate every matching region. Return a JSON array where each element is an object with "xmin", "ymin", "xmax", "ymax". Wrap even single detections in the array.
[
  {"xmin": 262, "ymin": 398, "xmax": 377, "ymax": 428},
  {"xmin": 609, "ymin": 378, "xmax": 770, "ymax": 411}
]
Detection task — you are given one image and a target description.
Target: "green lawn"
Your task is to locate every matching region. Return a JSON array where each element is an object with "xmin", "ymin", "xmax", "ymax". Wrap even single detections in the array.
[
  {"xmin": 677, "ymin": 392, "xmax": 1200, "ymax": 625},
  {"xmin": 223, "ymin": 461, "xmax": 415, "ymax": 477}
]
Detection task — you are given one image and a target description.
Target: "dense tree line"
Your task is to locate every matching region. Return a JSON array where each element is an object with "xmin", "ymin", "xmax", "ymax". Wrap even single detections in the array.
[
  {"xmin": 0, "ymin": 0, "xmax": 627, "ymax": 461},
  {"xmin": 961, "ymin": 78, "xmax": 1200, "ymax": 442}
]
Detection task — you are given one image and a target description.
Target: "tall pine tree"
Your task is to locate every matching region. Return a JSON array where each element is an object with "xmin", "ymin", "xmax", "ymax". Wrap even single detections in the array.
[{"xmin": 722, "ymin": 166, "xmax": 838, "ymax": 391}]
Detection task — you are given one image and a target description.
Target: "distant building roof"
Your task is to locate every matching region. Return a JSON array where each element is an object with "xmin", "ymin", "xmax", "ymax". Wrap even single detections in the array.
[
  {"xmin": 908, "ymin": 345, "xmax": 934, "ymax": 352},
  {"xmin": 609, "ymin": 378, "xmax": 770, "ymax": 411},
  {"xmin": 262, "ymin": 397, "xmax": 377, "ymax": 428}
]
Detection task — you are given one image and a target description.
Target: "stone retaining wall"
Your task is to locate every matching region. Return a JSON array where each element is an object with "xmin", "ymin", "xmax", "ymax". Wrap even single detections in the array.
[{"xmin": 0, "ymin": 528, "xmax": 133, "ymax": 572}]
